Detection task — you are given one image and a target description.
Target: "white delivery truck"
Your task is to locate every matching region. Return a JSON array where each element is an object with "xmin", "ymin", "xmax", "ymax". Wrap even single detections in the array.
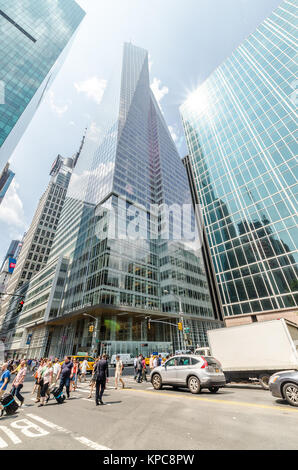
[{"xmin": 195, "ymin": 319, "xmax": 298, "ymax": 389}]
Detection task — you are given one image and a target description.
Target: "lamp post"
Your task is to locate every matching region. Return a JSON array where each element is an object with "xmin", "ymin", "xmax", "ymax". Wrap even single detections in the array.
[
  {"xmin": 163, "ymin": 290, "xmax": 186, "ymax": 351},
  {"xmin": 83, "ymin": 313, "xmax": 98, "ymax": 356}
]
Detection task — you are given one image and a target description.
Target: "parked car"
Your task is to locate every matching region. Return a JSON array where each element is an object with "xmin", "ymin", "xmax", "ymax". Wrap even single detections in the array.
[
  {"xmin": 269, "ymin": 370, "xmax": 298, "ymax": 407},
  {"xmin": 150, "ymin": 354, "xmax": 226, "ymax": 394}
]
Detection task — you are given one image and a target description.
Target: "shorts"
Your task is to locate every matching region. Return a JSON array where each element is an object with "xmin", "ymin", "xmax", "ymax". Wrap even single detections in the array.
[{"xmin": 71, "ymin": 374, "xmax": 78, "ymax": 384}]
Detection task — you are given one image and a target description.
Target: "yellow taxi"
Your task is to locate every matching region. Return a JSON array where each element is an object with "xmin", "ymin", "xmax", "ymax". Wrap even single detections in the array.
[
  {"xmin": 145, "ymin": 354, "xmax": 167, "ymax": 366},
  {"xmin": 60, "ymin": 355, "xmax": 96, "ymax": 373}
]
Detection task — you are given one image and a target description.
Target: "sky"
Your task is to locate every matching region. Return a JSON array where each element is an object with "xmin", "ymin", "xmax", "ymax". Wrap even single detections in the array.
[{"xmin": 0, "ymin": 0, "xmax": 282, "ymax": 263}]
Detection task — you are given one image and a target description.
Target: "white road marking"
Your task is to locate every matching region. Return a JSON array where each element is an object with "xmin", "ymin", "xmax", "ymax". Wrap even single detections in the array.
[
  {"xmin": 10, "ymin": 419, "xmax": 49, "ymax": 438},
  {"xmin": 26, "ymin": 414, "xmax": 71, "ymax": 434},
  {"xmin": 25, "ymin": 413, "xmax": 111, "ymax": 450},
  {"xmin": 0, "ymin": 436, "xmax": 8, "ymax": 448},
  {"xmin": 74, "ymin": 436, "xmax": 110, "ymax": 450},
  {"xmin": 0, "ymin": 425, "xmax": 22, "ymax": 444}
]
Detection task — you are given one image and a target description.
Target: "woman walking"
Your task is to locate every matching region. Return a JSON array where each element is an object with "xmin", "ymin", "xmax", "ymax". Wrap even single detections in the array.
[
  {"xmin": 11, "ymin": 359, "xmax": 27, "ymax": 406},
  {"xmin": 88, "ymin": 357, "xmax": 100, "ymax": 399},
  {"xmin": 38, "ymin": 360, "xmax": 53, "ymax": 407},
  {"xmin": 71, "ymin": 358, "xmax": 79, "ymax": 391}
]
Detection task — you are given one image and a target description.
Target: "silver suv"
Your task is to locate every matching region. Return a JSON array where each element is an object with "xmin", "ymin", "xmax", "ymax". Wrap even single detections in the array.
[{"xmin": 150, "ymin": 355, "xmax": 226, "ymax": 394}]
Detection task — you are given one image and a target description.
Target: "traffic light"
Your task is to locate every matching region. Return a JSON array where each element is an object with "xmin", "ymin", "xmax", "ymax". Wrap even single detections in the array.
[
  {"xmin": 89, "ymin": 325, "xmax": 94, "ymax": 333},
  {"xmin": 17, "ymin": 300, "xmax": 24, "ymax": 313},
  {"xmin": 178, "ymin": 322, "xmax": 183, "ymax": 331},
  {"xmin": 146, "ymin": 317, "xmax": 151, "ymax": 330}
]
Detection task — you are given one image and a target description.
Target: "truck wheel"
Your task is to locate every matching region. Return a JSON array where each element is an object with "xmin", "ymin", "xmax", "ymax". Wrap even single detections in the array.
[
  {"xmin": 282, "ymin": 382, "xmax": 298, "ymax": 407},
  {"xmin": 152, "ymin": 374, "xmax": 162, "ymax": 390},
  {"xmin": 208, "ymin": 386, "xmax": 219, "ymax": 394},
  {"xmin": 188, "ymin": 376, "xmax": 201, "ymax": 394},
  {"xmin": 259, "ymin": 374, "xmax": 270, "ymax": 390}
]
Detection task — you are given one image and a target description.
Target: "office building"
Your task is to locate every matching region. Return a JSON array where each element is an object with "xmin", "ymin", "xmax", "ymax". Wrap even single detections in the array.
[
  {"xmin": 0, "ymin": 148, "xmax": 83, "ymax": 347},
  {"xmin": 0, "ymin": 163, "xmax": 15, "ymax": 204},
  {"xmin": 10, "ymin": 43, "xmax": 223, "ymax": 359},
  {"xmin": 0, "ymin": 0, "xmax": 85, "ymax": 173},
  {"xmin": 180, "ymin": 0, "xmax": 298, "ymax": 326}
]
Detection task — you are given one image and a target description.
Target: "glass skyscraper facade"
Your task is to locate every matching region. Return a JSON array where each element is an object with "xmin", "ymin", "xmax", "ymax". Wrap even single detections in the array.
[
  {"xmin": 0, "ymin": 0, "xmax": 85, "ymax": 172},
  {"xmin": 180, "ymin": 0, "xmax": 298, "ymax": 319},
  {"xmin": 10, "ymin": 43, "xmax": 222, "ymax": 359}
]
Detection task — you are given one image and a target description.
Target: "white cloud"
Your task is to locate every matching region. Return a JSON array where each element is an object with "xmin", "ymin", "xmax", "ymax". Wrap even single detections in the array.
[
  {"xmin": 168, "ymin": 125, "xmax": 178, "ymax": 142},
  {"xmin": 47, "ymin": 90, "xmax": 69, "ymax": 115},
  {"xmin": 74, "ymin": 77, "xmax": 107, "ymax": 104},
  {"xmin": 0, "ymin": 180, "xmax": 27, "ymax": 229},
  {"xmin": 150, "ymin": 77, "xmax": 169, "ymax": 105}
]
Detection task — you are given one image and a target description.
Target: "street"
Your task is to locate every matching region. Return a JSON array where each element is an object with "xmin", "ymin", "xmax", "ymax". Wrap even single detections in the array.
[{"xmin": 0, "ymin": 376, "xmax": 297, "ymax": 450}]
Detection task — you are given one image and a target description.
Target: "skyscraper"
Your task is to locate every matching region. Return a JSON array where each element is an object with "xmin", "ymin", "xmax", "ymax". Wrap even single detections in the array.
[
  {"xmin": 0, "ymin": 0, "xmax": 85, "ymax": 173},
  {"xmin": 0, "ymin": 163, "xmax": 14, "ymax": 204},
  {"xmin": 9, "ymin": 43, "xmax": 222, "ymax": 359},
  {"xmin": 0, "ymin": 147, "xmax": 84, "ymax": 349},
  {"xmin": 180, "ymin": 0, "xmax": 298, "ymax": 325}
]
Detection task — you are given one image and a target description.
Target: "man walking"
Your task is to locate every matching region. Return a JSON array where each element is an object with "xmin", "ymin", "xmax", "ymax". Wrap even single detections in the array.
[
  {"xmin": 94, "ymin": 354, "xmax": 109, "ymax": 405},
  {"xmin": 51, "ymin": 358, "xmax": 61, "ymax": 391},
  {"xmin": 0, "ymin": 363, "xmax": 12, "ymax": 399},
  {"xmin": 136, "ymin": 354, "xmax": 143, "ymax": 383},
  {"xmin": 56, "ymin": 356, "xmax": 73, "ymax": 400}
]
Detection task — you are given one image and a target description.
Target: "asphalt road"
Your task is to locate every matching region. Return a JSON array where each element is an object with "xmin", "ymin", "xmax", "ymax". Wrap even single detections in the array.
[{"xmin": 0, "ymin": 376, "xmax": 297, "ymax": 450}]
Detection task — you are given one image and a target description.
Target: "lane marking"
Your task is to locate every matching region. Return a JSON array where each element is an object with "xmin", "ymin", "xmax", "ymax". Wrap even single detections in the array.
[
  {"xmin": 26, "ymin": 413, "xmax": 111, "ymax": 450},
  {"xmin": 26, "ymin": 414, "xmax": 71, "ymax": 434},
  {"xmin": 0, "ymin": 425, "xmax": 22, "ymax": 444},
  {"xmin": 74, "ymin": 436, "xmax": 110, "ymax": 450},
  {"xmin": 0, "ymin": 436, "xmax": 8, "ymax": 448},
  {"xmin": 122, "ymin": 388, "xmax": 298, "ymax": 413}
]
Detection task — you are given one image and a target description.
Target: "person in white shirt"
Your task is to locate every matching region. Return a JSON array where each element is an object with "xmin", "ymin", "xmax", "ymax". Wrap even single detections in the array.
[
  {"xmin": 81, "ymin": 359, "xmax": 88, "ymax": 382},
  {"xmin": 114, "ymin": 355, "xmax": 125, "ymax": 389},
  {"xmin": 51, "ymin": 358, "xmax": 61, "ymax": 389},
  {"xmin": 39, "ymin": 360, "xmax": 53, "ymax": 407},
  {"xmin": 153, "ymin": 356, "xmax": 158, "ymax": 368}
]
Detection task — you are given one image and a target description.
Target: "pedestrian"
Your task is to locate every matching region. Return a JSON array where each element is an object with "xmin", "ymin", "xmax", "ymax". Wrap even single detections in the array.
[
  {"xmin": 11, "ymin": 359, "xmax": 27, "ymax": 406},
  {"xmin": 149, "ymin": 354, "xmax": 154, "ymax": 371},
  {"xmin": 88, "ymin": 357, "xmax": 100, "ymax": 399},
  {"xmin": 34, "ymin": 359, "xmax": 45, "ymax": 402},
  {"xmin": 133, "ymin": 355, "xmax": 138, "ymax": 381},
  {"xmin": 158, "ymin": 354, "xmax": 162, "ymax": 366},
  {"xmin": 153, "ymin": 355, "xmax": 158, "ymax": 368},
  {"xmin": 51, "ymin": 358, "xmax": 61, "ymax": 391},
  {"xmin": 80, "ymin": 358, "xmax": 88, "ymax": 382},
  {"xmin": 114, "ymin": 355, "xmax": 125, "ymax": 389},
  {"xmin": 0, "ymin": 363, "xmax": 12, "ymax": 399},
  {"xmin": 93, "ymin": 354, "xmax": 109, "ymax": 405},
  {"xmin": 38, "ymin": 360, "xmax": 53, "ymax": 407},
  {"xmin": 136, "ymin": 354, "xmax": 143, "ymax": 383},
  {"xmin": 141, "ymin": 356, "xmax": 147, "ymax": 382},
  {"xmin": 56, "ymin": 356, "xmax": 74, "ymax": 400},
  {"xmin": 71, "ymin": 358, "xmax": 80, "ymax": 391}
]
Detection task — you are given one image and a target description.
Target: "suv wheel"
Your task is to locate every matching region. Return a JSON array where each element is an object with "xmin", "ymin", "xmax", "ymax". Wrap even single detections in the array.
[
  {"xmin": 208, "ymin": 386, "xmax": 219, "ymax": 393},
  {"xmin": 188, "ymin": 376, "xmax": 201, "ymax": 394},
  {"xmin": 283, "ymin": 382, "xmax": 298, "ymax": 407},
  {"xmin": 152, "ymin": 374, "xmax": 162, "ymax": 390}
]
